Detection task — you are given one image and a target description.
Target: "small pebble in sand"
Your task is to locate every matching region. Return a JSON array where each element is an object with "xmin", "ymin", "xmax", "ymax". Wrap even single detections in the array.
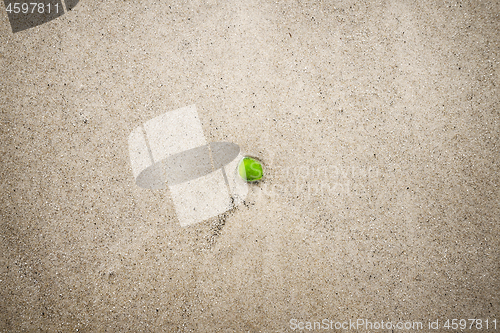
[{"xmin": 238, "ymin": 157, "xmax": 263, "ymax": 182}]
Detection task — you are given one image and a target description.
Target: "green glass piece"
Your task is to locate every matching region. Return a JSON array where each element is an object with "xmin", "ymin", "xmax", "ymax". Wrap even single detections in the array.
[{"xmin": 238, "ymin": 157, "xmax": 263, "ymax": 182}]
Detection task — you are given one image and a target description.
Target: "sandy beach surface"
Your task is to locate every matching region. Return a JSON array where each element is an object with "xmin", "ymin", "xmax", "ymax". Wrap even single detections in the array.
[{"xmin": 1, "ymin": 0, "xmax": 499, "ymax": 331}]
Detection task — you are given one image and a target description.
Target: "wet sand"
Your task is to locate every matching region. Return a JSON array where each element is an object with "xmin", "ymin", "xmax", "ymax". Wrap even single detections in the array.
[{"xmin": 1, "ymin": 0, "xmax": 499, "ymax": 331}]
